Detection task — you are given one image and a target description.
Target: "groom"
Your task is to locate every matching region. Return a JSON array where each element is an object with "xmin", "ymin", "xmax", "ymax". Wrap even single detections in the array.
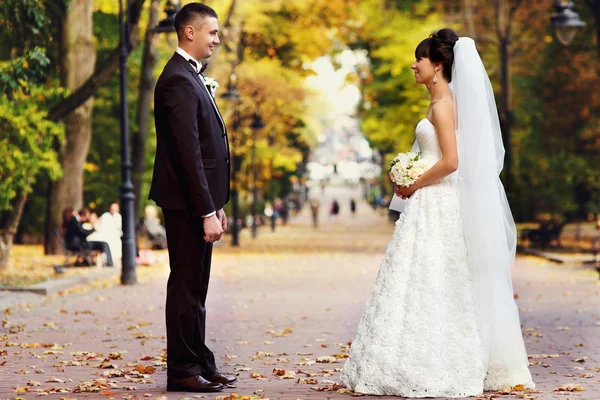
[{"xmin": 149, "ymin": 2, "xmax": 234, "ymax": 393}]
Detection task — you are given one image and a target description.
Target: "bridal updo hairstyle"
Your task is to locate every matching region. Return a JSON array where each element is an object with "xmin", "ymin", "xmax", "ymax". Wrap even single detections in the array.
[{"xmin": 415, "ymin": 28, "xmax": 459, "ymax": 82}]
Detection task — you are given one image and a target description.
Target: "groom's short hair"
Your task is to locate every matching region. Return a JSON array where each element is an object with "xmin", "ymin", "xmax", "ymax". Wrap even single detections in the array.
[{"xmin": 175, "ymin": 3, "xmax": 218, "ymax": 38}]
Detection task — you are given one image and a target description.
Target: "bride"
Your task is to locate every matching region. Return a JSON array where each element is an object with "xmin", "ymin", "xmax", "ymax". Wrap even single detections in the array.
[{"xmin": 340, "ymin": 29, "xmax": 534, "ymax": 397}]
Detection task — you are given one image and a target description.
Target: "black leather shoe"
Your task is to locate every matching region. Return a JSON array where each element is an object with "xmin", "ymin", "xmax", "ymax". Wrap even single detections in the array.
[
  {"xmin": 204, "ymin": 369, "xmax": 238, "ymax": 385},
  {"xmin": 167, "ymin": 375, "xmax": 224, "ymax": 392}
]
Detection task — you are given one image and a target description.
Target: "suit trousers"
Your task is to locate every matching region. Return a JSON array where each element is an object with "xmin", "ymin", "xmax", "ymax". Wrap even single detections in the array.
[
  {"xmin": 162, "ymin": 208, "xmax": 216, "ymax": 379},
  {"xmin": 87, "ymin": 241, "xmax": 113, "ymax": 266}
]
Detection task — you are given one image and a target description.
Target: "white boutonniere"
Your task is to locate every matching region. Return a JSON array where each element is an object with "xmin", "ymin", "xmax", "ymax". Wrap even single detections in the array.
[{"xmin": 204, "ymin": 77, "xmax": 219, "ymax": 97}]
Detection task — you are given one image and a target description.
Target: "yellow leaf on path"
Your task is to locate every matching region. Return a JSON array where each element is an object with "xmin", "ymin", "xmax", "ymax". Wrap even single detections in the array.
[
  {"xmin": 316, "ymin": 356, "xmax": 338, "ymax": 363},
  {"xmin": 26, "ymin": 380, "xmax": 40, "ymax": 386},
  {"xmin": 297, "ymin": 377, "xmax": 318, "ymax": 384},
  {"xmin": 272, "ymin": 368, "xmax": 295, "ymax": 379},
  {"xmin": 46, "ymin": 377, "xmax": 65, "ymax": 383},
  {"xmin": 295, "ymin": 360, "xmax": 315, "ymax": 366},
  {"xmin": 554, "ymin": 384, "xmax": 585, "ymax": 392},
  {"xmin": 528, "ymin": 354, "xmax": 559, "ymax": 359},
  {"xmin": 134, "ymin": 365, "xmax": 156, "ymax": 374},
  {"xmin": 14, "ymin": 387, "xmax": 28, "ymax": 393},
  {"xmin": 154, "ymin": 396, "xmax": 167, "ymax": 400},
  {"xmin": 332, "ymin": 353, "xmax": 349, "ymax": 359},
  {"xmin": 297, "ymin": 370, "xmax": 317, "ymax": 377},
  {"xmin": 250, "ymin": 372, "xmax": 267, "ymax": 380}
]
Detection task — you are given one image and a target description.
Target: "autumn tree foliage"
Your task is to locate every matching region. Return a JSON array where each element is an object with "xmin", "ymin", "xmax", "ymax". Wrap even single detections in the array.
[{"xmin": 0, "ymin": 1, "xmax": 67, "ymax": 268}]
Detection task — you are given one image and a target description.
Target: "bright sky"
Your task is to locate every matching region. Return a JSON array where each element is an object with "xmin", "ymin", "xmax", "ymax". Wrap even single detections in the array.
[{"xmin": 304, "ymin": 49, "xmax": 365, "ymax": 116}]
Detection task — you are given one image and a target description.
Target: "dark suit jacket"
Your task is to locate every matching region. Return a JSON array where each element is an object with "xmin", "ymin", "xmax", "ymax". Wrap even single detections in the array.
[
  {"xmin": 64, "ymin": 217, "xmax": 95, "ymax": 251},
  {"xmin": 149, "ymin": 52, "xmax": 230, "ymax": 216}
]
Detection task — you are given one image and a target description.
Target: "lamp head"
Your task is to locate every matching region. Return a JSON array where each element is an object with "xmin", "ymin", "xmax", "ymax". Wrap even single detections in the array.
[{"xmin": 550, "ymin": 0, "xmax": 586, "ymax": 45}]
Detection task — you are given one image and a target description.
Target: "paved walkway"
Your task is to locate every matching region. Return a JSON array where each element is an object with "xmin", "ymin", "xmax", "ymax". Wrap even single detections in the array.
[{"xmin": 1, "ymin": 186, "xmax": 599, "ymax": 400}]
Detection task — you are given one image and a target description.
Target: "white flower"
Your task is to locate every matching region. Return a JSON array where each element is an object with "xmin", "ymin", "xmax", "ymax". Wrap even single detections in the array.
[
  {"xmin": 204, "ymin": 77, "xmax": 219, "ymax": 97},
  {"xmin": 408, "ymin": 168, "xmax": 421, "ymax": 180}
]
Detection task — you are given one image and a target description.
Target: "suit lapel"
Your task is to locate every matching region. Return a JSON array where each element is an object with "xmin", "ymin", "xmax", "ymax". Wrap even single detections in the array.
[
  {"xmin": 171, "ymin": 53, "xmax": 230, "ymax": 159},
  {"xmin": 198, "ymin": 74, "xmax": 227, "ymax": 133},
  {"xmin": 172, "ymin": 53, "xmax": 227, "ymax": 134}
]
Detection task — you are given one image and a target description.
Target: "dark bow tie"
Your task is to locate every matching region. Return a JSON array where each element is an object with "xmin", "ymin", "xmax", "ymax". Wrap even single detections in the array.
[{"xmin": 187, "ymin": 59, "xmax": 208, "ymax": 74}]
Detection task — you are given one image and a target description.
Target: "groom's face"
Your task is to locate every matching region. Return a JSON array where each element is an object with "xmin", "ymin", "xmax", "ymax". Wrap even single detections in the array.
[{"xmin": 194, "ymin": 16, "xmax": 220, "ymax": 60}]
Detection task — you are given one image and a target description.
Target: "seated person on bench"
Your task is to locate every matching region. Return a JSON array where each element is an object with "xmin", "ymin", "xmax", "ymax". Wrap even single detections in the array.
[{"xmin": 62, "ymin": 207, "xmax": 114, "ymax": 267}]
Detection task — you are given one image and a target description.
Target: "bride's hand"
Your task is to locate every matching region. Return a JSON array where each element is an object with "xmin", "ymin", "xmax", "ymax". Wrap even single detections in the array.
[{"xmin": 395, "ymin": 184, "xmax": 415, "ymax": 200}]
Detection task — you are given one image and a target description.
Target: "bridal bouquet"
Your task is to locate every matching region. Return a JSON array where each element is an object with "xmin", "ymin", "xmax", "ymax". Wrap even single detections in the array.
[{"xmin": 389, "ymin": 152, "xmax": 428, "ymax": 187}]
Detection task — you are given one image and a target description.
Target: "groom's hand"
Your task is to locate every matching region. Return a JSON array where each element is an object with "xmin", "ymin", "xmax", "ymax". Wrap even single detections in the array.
[
  {"xmin": 217, "ymin": 208, "xmax": 228, "ymax": 233},
  {"xmin": 203, "ymin": 215, "xmax": 223, "ymax": 243}
]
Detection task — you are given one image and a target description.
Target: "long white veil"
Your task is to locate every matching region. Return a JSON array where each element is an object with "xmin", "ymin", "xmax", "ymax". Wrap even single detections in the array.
[{"xmin": 453, "ymin": 37, "xmax": 533, "ymax": 389}]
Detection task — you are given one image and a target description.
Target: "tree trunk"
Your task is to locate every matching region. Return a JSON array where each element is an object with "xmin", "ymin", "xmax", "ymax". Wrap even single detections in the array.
[
  {"xmin": 463, "ymin": 0, "xmax": 476, "ymax": 39},
  {"xmin": 45, "ymin": 0, "xmax": 97, "ymax": 254},
  {"xmin": 589, "ymin": 0, "xmax": 600, "ymax": 59},
  {"xmin": 132, "ymin": 0, "xmax": 160, "ymax": 221},
  {"xmin": 47, "ymin": 0, "xmax": 147, "ymax": 122},
  {"xmin": 495, "ymin": 0, "xmax": 512, "ymax": 196},
  {"xmin": 0, "ymin": 190, "xmax": 28, "ymax": 270},
  {"xmin": 499, "ymin": 37, "xmax": 511, "ymax": 194}
]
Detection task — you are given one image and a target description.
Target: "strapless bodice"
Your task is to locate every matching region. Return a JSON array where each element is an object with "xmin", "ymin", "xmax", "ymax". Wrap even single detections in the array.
[
  {"xmin": 415, "ymin": 118, "xmax": 458, "ymax": 185},
  {"xmin": 416, "ymin": 118, "xmax": 442, "ymax": 165}
]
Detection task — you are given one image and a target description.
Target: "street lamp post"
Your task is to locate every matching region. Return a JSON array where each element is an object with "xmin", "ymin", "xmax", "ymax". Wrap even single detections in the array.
[
  {"xmin": 119, "ymin": 0, "xmax": 137, "ymax": 285},
  {"xmin": 250, "ymin": 112, "xmax": 265, "ymax": 239},
  {"xmin": 550, "ymin": 0, "xmax": 586, "ymax": 45},
  {"xmin": 118, "ymin": 0, "xmax": 178, "ymax": 285},
  {"xmin": 221, "ymin": 76, "xmax": 241, "ymax": 246},
  {"xmin": 154, "ymin": 0, "xmax": 180, "ymax": 34}
]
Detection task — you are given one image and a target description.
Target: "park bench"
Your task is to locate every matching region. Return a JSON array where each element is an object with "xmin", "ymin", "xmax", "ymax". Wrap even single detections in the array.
[
  {"xmin": 53, "ymin": 228, "xmax": 95, "ymax": 267},
  {"xmin": 520, "ymin": 221, "xmax": 566, "ymax": 249}
]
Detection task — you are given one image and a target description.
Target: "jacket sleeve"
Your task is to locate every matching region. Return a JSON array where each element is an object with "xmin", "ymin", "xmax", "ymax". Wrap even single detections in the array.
[
  {"xmin": 162, "ymin": 74, "xmax": 215, "ymax": 216},
  {"xmin": 73, "ymin": 220, "xmax": 95, "ymax": 239}
]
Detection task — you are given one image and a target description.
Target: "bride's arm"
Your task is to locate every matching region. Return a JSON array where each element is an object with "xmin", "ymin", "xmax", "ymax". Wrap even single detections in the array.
[{"xmin": 395, "ymin": 101, "xmax": 457, "ymax": 197}]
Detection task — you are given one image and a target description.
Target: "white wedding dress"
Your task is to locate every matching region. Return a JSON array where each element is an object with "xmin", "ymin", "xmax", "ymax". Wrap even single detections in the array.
[{"xmin": 340, "ymin": 118, "xmax": 533, "ymax": 397}]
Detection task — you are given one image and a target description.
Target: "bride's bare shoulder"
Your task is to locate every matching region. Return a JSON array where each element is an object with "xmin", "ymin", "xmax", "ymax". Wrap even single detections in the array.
[{"xmin": 431, "ymin": 97, "xmax": 454, "ymax": 125}]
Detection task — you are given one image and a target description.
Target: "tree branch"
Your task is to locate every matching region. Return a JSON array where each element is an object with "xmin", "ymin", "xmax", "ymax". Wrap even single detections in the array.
[
  {"xmin": 494, "ymin": 0, "xmax": 503, "ymax": 42},
  {"xmin": 506, "ymin": 0, "xmax": 524, "ymax": 38},
  {"xmin": 47, "ymin": 0, "xmax": 147, "ymax": 122},
  {"xmin": 509, "ymin": 0, "xmax": 524, "ymax": 17}
]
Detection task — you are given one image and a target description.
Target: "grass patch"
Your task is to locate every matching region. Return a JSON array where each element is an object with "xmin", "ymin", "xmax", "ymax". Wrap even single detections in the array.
[{"xmin": 1, "ymin": 245, "xmax": 89, "ymax": 287}]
